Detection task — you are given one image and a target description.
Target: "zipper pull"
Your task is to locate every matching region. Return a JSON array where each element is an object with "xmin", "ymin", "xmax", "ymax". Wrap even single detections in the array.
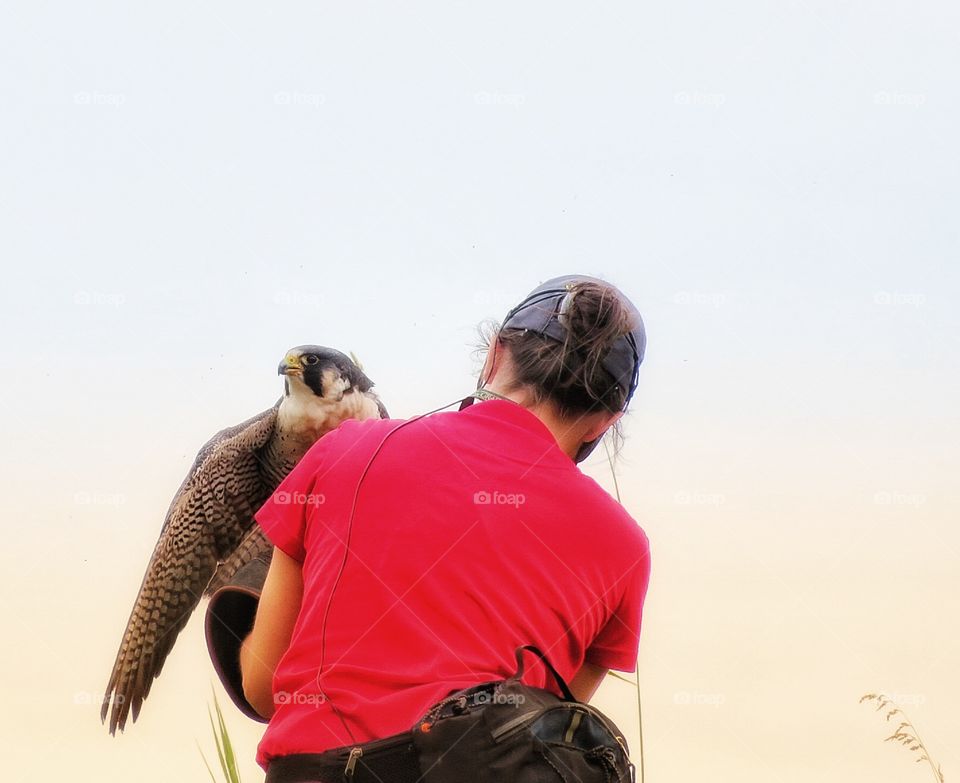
[{"xmin": 344, "ymin": 746, "xmax": 363, "ymax": 778}]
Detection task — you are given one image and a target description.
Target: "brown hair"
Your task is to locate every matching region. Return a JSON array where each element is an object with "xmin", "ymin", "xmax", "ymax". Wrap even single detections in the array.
[{"xmin": 476, "ymin": 280, "xmax": 638, "ymax": 448}]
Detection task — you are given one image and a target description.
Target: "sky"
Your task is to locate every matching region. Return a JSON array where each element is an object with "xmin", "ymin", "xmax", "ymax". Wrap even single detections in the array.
[{"xmin": 1, "ymin": 1, "xmax": 958, "ymax": 781}]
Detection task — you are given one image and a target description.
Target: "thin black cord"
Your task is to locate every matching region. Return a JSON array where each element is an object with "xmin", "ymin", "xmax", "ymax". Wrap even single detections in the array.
[
  {"xmin": 313, "ymin": 395, "xmax": 474, "ymax": 743},
  {"xmin": 603, "ymin": 437, "xmax": 644, "ymax": 783}
]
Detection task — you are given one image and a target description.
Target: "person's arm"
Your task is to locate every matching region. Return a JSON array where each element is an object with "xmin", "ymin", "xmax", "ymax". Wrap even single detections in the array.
[
  {"xmin": 581, "ymin": 523, "xmax": 650, "ymax": 688},
  {"xmin": 240, "ymin": 546, "xmax": 304, "ymax": 719},
  {"xmin": 569, "ymin": 661, "xmax": 608, "ymax": 702}
]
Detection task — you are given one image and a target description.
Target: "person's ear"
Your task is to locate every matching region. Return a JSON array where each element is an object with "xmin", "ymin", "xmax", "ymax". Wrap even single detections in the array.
[{"xmin": 583, "ymin": 409, "xmax": 624, "ymax": 443}]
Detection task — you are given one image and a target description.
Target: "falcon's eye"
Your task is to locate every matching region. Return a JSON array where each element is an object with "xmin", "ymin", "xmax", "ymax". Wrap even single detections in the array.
[{"xmin": 302, "ymin": 355, "xmax": 319, "ymax": 366}]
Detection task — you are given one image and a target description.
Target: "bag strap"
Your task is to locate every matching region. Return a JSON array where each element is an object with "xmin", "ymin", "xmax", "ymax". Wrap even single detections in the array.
[{"xmin": 507, "ymin": 645, "xmax": 577, "ymax": 702}]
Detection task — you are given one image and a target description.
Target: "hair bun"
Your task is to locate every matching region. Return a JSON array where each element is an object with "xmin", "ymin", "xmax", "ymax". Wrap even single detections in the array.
[
  {"xmin": 558, "ymin": 281, "xmax": 635, "ymax": 360},
  {"xmin": 490, "ymin": 279, "xmax": 637, "ymax": 427}
]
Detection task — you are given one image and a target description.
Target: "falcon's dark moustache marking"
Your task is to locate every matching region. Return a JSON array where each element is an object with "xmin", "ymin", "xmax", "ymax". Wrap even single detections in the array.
[{"xmin": 301, "ymin": 363, "xmax": 325, "ymax": 397}]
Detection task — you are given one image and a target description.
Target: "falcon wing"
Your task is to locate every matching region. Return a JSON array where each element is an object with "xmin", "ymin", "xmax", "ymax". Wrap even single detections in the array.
[
  {"xmin": 101, "ymin": 404, "xmax": 279, "ymax": 735},
  {"xmin": 369, "ymin": 390, "xmax": 389, "ymax": 420},
  {"xmin": 203, "ymin": 390, "xmax": 389, "ymax": 598},
  {"xmin": 202, "ymin": 524, "xmax": 273, "ymax": 596}
]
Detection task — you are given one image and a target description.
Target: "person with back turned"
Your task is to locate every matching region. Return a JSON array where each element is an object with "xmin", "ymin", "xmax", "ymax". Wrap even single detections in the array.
[{"xmin": 239, "ymin": 274, "xmax": 651, "ymax": 781}]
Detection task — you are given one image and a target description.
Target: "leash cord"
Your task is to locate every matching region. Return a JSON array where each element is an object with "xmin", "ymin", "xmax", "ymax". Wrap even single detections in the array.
[
  {"xmin": 314, "ymin": 395, "xmax": 472, "ymax": 743},
  {"xmin": 603, "ymin": 437, "xmax": 644, "ymax": 783}
]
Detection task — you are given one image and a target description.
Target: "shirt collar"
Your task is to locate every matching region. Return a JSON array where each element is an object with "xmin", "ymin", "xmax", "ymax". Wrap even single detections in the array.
[{"xmin": 459, "ymin": 398, "xmax": 572, "ymax": 464}]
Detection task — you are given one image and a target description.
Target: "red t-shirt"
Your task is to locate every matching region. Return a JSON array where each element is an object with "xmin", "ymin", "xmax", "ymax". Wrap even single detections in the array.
[{"xmin": 253, "ymin": 398, "xmax": 651, "ymax": 770}]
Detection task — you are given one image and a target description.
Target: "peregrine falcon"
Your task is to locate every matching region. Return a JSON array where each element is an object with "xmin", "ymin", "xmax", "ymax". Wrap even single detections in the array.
[{"xmin": 100, "ymin": 346, "xmax": 388, "ymax": 735}]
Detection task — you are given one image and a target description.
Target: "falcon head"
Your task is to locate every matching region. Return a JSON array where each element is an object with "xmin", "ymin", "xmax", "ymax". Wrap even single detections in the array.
[
  {"xmin": 278, "ymin": 345, "xmax": 375, "ymax": 400},
  {"xmin": 276, "ymin": 345, "xmax": 386, "ymax": 442}
]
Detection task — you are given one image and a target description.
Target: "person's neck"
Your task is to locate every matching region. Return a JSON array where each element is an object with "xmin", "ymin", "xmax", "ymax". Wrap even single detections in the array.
[{"xmin": 478, "ymin": 383, "xmax": 584, "ymax": 461}]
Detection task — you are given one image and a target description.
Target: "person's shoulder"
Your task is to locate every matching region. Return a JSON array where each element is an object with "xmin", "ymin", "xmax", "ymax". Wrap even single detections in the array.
[
  {"xmin": 298, "ymin": 415, "xmax": 400, "ymax": 467},
  {"xmin": 336, "ymin": 414, "xmax": 399, "ymax": 436},
  {"xmin": 570, "ymin": 471, "xmax": 649, "ymax": 551}
]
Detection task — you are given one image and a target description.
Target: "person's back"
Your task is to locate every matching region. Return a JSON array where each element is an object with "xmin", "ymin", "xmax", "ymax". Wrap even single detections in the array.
[
  {"xmin": 255, "ymin": 397, "xmax": 650, "ymax": 766},
  {"xmin": 241, "ymin": 273, "xmax": 652, "ymax": 780}
]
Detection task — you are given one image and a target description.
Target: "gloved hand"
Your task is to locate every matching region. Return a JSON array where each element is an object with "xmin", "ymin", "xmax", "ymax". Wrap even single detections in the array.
[{"xmin": 204, "ymin": 551, "xmax": 272, "ymax": 722}]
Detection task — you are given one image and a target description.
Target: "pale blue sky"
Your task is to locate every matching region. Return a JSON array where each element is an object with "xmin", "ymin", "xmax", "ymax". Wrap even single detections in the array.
[{"xmin": 1, "ymin": 2, "xmax": 958, "ymax": 782}]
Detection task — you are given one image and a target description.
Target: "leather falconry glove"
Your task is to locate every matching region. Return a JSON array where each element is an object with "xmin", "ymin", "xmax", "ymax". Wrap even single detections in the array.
[{"xmin": 204, "ymin": 551, "xmax": 272, "ymax": 722}]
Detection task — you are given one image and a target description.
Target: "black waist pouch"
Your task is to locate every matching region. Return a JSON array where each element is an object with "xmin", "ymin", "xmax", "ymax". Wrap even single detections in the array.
[{"xmin": 411, "ymin": 645, "xmax": 635, "ymax": 783}]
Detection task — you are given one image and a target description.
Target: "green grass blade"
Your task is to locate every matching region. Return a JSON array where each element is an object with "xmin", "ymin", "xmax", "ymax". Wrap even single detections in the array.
[
  {"xmin": 198, "ymin": 684, "xmax": 243, "ymax": 783},
  {"xmin": 213, "ymin": 688, "xmax": 241, "ymax": 782},
  {"xmin": 197, "ymin": 739, "xmax": 220, "ymax": 783},
  {"xmin": 208, "ymin": 702, "xmax": 231, "ymax": 782}
]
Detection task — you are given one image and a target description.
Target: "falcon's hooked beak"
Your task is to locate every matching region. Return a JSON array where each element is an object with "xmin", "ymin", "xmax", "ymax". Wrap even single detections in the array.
[
  {"xmin": 278, "ymin": 348, "xmax": 338, "ymax": 400},
  {"xmin": 278, "ymin": 353, "xmax": 303, "ymax": 378}
]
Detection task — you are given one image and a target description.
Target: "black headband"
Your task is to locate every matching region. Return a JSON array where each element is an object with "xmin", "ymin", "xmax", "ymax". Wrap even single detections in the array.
[{"xmin": 500, "ymin": 274, "xmax": 646, "ymax": 412}]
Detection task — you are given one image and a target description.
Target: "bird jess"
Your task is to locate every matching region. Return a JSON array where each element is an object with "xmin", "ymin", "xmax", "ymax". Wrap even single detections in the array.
[{"xmin": 100, "ymin": 345, "xmax": 388, "ymax": 735}]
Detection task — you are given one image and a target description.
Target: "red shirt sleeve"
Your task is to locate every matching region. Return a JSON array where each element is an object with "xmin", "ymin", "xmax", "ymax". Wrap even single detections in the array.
[
  {"xmin": 584, "ymin": 529, "xmax": 651, "ymax": 672},
  {"xmin": 254, "ymin": 436, "xmax": 333, "ymax": 563}
]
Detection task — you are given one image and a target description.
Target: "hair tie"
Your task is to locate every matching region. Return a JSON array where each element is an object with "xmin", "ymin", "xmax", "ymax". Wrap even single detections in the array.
[{"xmin": 557, "ymin": 285, "xmax": 576, "ymax": 330}]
